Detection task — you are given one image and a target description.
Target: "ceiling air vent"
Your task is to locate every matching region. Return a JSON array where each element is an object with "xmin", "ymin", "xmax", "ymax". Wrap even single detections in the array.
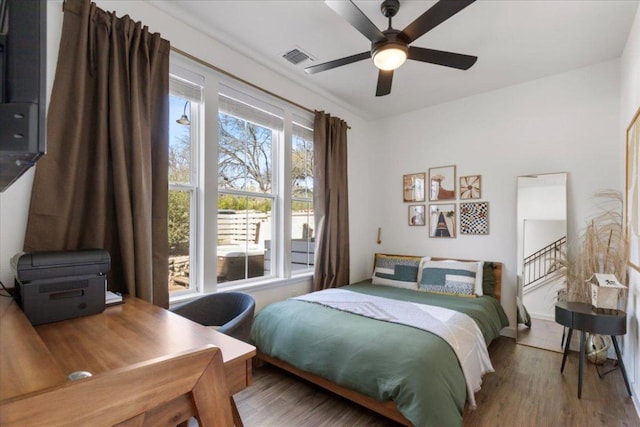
[{"xmin": 282, "ymin": 48, "xmax": 313, "ymax": 65}]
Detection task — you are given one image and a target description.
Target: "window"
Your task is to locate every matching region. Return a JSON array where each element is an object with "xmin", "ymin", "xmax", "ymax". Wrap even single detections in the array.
[
  {"xmin": 217, "ymin": 87, "xmax": 281, "ymax": 284},
  {"xmin": 168, "ymin": 69, "xmax": 203, "ymax": 295},
  {"xmin": 291, "ymin": 121, "xmax": 315, "ymax": 271},
  {"xmin": 167, "ymin": 53, "xmax": 314, "ymax": 298}
]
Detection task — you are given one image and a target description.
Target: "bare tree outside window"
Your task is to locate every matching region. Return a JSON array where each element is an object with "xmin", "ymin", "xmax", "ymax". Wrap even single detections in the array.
[
  {"xmin": 218, "ymin": 113, "xmax": 272, "ymax": 193},
  {"xmin": 217, "ymin": 111, "xmax": 275, "ymax": 283}
]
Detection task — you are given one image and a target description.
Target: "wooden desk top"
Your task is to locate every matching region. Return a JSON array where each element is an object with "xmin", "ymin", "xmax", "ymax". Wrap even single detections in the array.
[
  {"xmin": 0, "ymin": 297, "xmax": 66, "ymax": 401},
  {"xmin": 0, "ymin": 295, "xmax": 255, "ymax": 402}
]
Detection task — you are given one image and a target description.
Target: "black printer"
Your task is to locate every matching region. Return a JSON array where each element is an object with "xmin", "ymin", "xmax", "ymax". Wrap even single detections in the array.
[{"xmin": 12, "ymin": 249, "xmax": 111, "ymax": 325}]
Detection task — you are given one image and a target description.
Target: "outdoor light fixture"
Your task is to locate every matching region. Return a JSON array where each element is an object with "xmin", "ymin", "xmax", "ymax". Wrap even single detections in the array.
[{"xmin": 176, "ymin": 101, "xmax": 190, "ymax": 125}]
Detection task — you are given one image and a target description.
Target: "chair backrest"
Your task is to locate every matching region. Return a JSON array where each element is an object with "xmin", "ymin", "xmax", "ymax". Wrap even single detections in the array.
[
  {"xmin": 216, "ymin": 292, "xmax": 255, "ymax": 342},
  {"xmin": 171, "ymin": 292, "xmax": 255, "ymax": 342},
  {"xmin": 0, "ymin": 345, "xmax": 233, "ymax": 427}
]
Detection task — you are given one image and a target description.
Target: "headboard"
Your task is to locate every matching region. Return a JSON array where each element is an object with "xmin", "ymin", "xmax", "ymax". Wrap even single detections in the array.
[{"xmin": 373, "ymin": 253, "xmax": 503, "ymax": 303}]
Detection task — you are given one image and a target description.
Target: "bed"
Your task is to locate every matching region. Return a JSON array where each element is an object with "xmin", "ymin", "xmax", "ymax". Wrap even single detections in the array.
[{"xmin": 251, "ymin": 254, "xmax": 509, "ymax": 427}]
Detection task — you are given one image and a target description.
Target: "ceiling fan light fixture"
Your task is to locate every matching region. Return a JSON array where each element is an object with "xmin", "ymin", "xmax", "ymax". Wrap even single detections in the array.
[{"xmin": 372, "ymin": 42, "xmax": 408, "ymax": 71}]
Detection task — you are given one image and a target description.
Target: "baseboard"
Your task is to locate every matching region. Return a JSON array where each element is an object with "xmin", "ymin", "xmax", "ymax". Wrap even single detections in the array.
[
  {"xmin": 529, "ymin": 312, "xmax": 556, "ymax": 322},
  {"xmin": 500, "ymin": 326, "xmax": 516, "ymax": 339}
]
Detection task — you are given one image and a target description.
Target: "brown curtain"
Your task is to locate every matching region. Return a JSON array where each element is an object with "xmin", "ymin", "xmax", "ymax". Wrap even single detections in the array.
[
  {"xmin": 312, "ymin": 111, "xmax": 350, "ymax": 291},
  {"xmin": 24, "ymin": 0, "xmax": 170, "ymax": 307}
]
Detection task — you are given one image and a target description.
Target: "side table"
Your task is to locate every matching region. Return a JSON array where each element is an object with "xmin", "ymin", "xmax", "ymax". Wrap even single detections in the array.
[{"xmin": 555, "ymin": 301, "xmax": 632, "ymax": 398}]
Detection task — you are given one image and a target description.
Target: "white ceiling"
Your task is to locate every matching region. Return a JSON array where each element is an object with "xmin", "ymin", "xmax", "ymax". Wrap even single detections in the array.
[{"xmin": 149, "ymin": 0, "xmax": 638, "ymax": 120}]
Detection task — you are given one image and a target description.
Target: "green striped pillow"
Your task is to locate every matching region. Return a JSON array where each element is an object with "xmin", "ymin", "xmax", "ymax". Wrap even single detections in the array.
[
  {"xmin": 418, "ymin": 260, "xmax": 479, "ymax": 296},
  {"xmin": 372, "ymin": 254, "xmax": 427, "ymax": 290}
]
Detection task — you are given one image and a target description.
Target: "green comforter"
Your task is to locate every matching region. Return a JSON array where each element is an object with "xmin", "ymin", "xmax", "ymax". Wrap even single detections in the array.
[{"xmin": 251, "ymin": 281, "xmax": 509, "ymax": 427}]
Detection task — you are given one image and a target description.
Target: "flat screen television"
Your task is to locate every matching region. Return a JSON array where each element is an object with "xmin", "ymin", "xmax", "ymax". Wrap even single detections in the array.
[{"xmin": 0, "ymin": 0, "xmax": 46, "ymax": 192}]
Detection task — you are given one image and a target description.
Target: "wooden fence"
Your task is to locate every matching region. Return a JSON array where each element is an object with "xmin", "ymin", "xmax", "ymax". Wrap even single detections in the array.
[{"xmin": 217, "ymin": 210, "xmax": 269, "ymax": 244}]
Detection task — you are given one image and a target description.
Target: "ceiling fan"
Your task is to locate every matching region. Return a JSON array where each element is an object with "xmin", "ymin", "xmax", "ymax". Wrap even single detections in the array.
[{"xmin": 305, "ymin": 0, "xmax": 478, "ymax": 97}]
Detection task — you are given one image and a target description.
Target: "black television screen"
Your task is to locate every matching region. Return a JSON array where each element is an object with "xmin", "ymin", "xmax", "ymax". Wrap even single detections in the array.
[{"xmin": 0, "ymin": 0, "xmax": 46, "ymax": 192}]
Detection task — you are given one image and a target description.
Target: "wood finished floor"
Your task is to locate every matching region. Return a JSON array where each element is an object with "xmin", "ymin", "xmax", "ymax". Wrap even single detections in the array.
[
  {"xmin": 234, "ymin": 337, "xmax": 639, "ymax": 427},
  {"xmin": 517, "ymin": 317, "xmax": 567, "ymax": 353}
]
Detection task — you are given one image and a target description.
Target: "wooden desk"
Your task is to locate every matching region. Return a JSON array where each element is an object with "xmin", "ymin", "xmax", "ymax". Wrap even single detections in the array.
[
  {"xmin": 555, "ymin": 301, "xmax": 631, "ymax": 399},
  {"xmin": 0, "ymin": 296, "xmax": 255, "ymax": 411},
  {"xmin": 0, "ymin": 296, "xmax": 66, "ymax": 401}
]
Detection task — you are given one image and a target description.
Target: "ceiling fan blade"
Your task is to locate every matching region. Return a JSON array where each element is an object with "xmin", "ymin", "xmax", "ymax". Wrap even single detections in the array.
[
  {"xmin": 401, "ymin": 0, "xmax": 476, "ymax": 44},
  {"xmin": 325, "ymin": 0, "xmax": 385, "ymax": 43},
  {"xmin": 376, "ymin": 70, "xmax": 393, "ymax": 97},
  {"xmin": 408, "ymin": 46, "xmax": 477, "ymax": 70},
  {"xmin": 305, "ymin": 51, "xmax": 371, "ymax": 74}
]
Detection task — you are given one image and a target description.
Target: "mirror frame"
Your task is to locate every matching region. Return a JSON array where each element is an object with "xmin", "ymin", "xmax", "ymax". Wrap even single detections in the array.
[{"xmin": 516, "ymin": 172, "xmax": 568, "ymax": 350}]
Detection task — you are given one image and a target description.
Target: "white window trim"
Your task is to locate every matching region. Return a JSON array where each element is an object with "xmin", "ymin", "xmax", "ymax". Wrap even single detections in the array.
[{"xmin": 169, "ymin": 68, "xmax": 202, "ymax": 296}]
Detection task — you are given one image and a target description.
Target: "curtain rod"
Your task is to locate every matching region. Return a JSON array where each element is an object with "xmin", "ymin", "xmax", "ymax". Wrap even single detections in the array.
[{"xmin": 170, "ymin": 46, "xmax": 350, "ymax": 129}]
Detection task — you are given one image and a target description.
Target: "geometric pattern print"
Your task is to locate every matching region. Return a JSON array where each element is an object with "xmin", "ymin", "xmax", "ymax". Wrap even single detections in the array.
[
  {"xmin": 443, "ymin": 274, "xmax": 476, "ymax": 296},
  {"xmin": 460, "ymin": 202, "xmax": 489, "ymax": 235},
  {"xmin": 375, "ymin": 255, "xmax": 421, "ymax": 271}
]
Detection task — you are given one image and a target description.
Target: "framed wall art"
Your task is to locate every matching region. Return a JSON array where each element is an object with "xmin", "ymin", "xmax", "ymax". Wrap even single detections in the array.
[
  {"xmin": 459, "ymin": 175, "xmax": 481, "ymax": 199},
  {"xmin": 460, "ymin": 202, "xmax": 489, "ymax": 235},
  {"xmin": 626, "ymin": 106, "xmax": 640, "ymax": 272},
  {"xmin": 429, "ymin": 204, "xmax": 456, "ymax": 238},
  {"xmin": 429, "ymin": 165, "xmax": 456, "ymax": 201},
  {"xmin": 409, "ymin": 205, "xmax": 426, "ymax": 226},
  {"xmin": 403, "ymin": 172, "xmax": 426, "ymax": 202}
]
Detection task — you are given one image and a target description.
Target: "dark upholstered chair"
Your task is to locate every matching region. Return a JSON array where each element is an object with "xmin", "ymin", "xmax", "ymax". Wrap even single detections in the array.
[{"xmin": 171, "ymin": 292, "xmax": 256, "ymax": 343}]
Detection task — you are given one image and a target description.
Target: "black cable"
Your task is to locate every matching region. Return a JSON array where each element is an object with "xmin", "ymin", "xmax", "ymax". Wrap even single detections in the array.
[{"xmin": 0, "ymin": 279, "xmax": 14, "ymax": 297}]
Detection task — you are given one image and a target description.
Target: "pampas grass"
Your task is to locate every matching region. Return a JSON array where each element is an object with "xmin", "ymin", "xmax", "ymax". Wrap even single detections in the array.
[{"xmin": 563, "ymin": 190, "xmax": 629, "ymax": 304}]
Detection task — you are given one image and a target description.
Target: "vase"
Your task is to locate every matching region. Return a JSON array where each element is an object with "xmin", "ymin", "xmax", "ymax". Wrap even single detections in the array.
[{"xmin": 585, "ymin": 334, "xmax": 611, "ymax": 365}]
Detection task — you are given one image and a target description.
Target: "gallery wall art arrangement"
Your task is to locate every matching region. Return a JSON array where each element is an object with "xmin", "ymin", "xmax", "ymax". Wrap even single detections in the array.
[{"xmin": 403, "ymin": 166, "xmax": 489, "ymax": 238}]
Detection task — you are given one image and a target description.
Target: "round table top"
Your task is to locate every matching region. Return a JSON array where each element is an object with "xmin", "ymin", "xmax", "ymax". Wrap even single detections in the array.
[
  {"xmin": 556, "ymin": 300, "xmax": 626, "ymax": 317},
  {"xmin": 555, "ymin": 300, "xmax": 626, "ymax": 335}
]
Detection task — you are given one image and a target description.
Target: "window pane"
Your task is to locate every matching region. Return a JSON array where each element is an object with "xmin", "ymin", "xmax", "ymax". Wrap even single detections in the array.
[
  {"xmin": 291, "ymin": 200, "xmax": 314, "ymax": 271},
  {"xmin": 169, "ymin": 95, "xmax": 191, "ymax": 184},
  {"xmin": 217, "ymin": 194, "xmax": 271, "ymax": 283},
  {"xmin": 291, "ymin": 131, "xmax": 313, "ymax": 199},
  {"xmin": 218, "ymin": 112, "xmax": 273, "ymax": 193},
  {"xmin": 168, "ymin": 189, "xmax": 192, "ymax": 292}
]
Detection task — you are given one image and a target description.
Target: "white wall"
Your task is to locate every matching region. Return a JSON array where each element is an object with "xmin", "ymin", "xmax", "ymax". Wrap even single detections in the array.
[
  {"xmin": 0, "ymin": 1, "xmax": 373, "ymax": 309},
  {"xmin": 620, "ymin": 3, "xmax": 640, "ymax": 412},
  {"xmin": 367, "ymin": 59, "xmax": 622, "ymax": 337}
]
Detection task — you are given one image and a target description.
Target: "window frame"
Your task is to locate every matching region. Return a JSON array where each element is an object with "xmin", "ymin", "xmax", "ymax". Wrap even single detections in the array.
[
  {"xmin": 168, "ymin": 52, "xmax": 315, "ymax": 302},
  {"xmin": 168, "ymin": 69, "xmax": 203, "ymax": 296},
  {"xmin": 289, "ymin": 119, "xmax": 315, "ymax": 275}
]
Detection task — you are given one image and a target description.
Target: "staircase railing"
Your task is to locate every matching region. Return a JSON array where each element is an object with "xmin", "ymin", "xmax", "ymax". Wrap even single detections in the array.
[{"xmin": 523, "ymin": 236, "xmax": 567, "ymax": 288}]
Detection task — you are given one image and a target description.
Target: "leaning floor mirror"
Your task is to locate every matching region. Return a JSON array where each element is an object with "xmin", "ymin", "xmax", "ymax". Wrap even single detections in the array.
[{"xmin": 516, "ymin": 172, "xmax": 568, "ymax": 352}]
